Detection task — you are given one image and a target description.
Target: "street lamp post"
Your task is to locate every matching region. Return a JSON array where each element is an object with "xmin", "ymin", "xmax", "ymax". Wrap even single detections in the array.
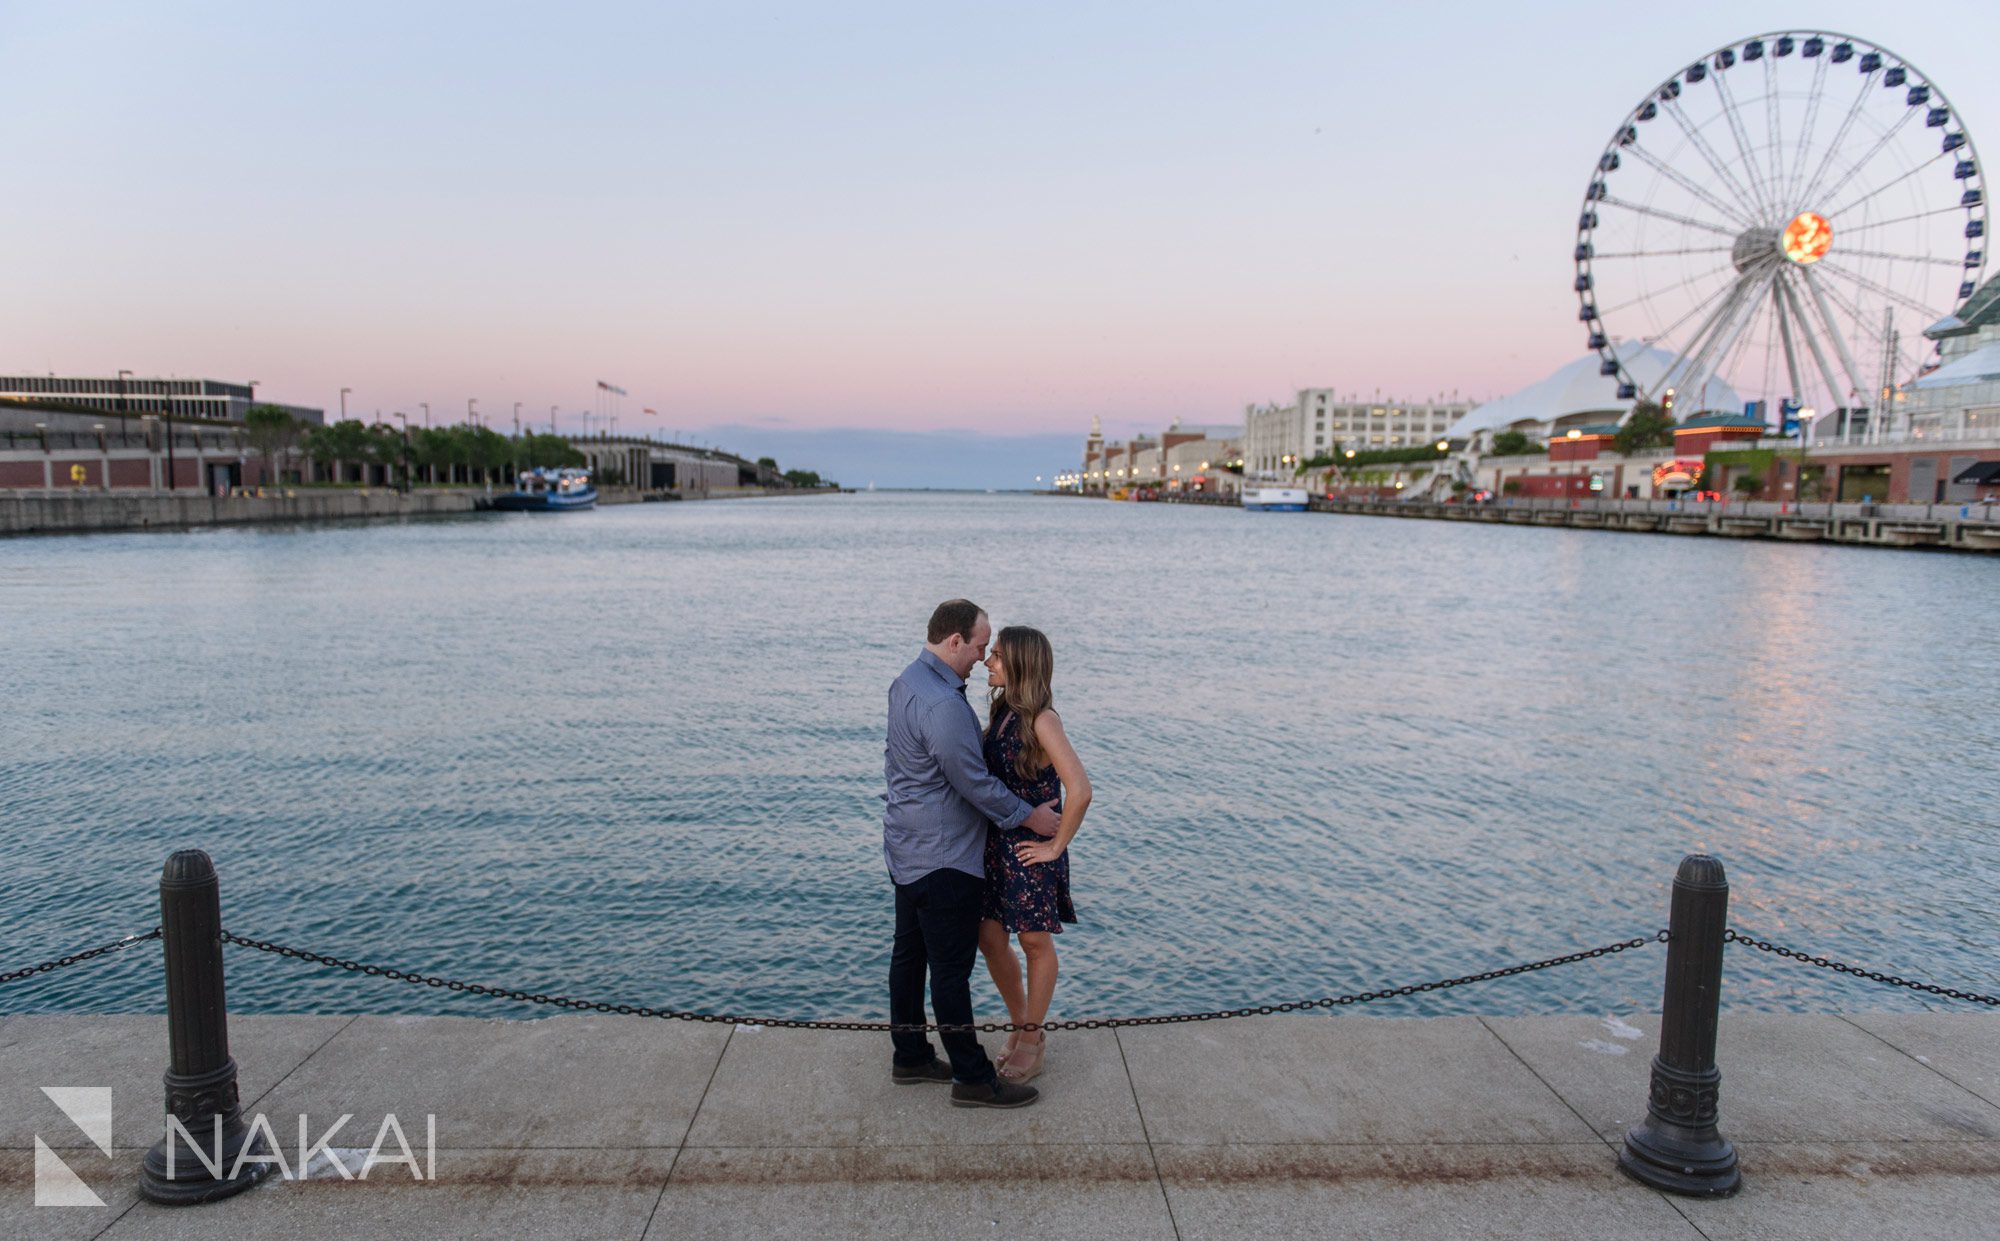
[
  {"xmin": 118, "ymin": 368, "xmax": 132, "ymax": 414},
  {"xmin": 393, "ymin": 412, "xmax": 410, "ymax": 493},
  {"xmin": 467, "ymin": 398, "xmax": 478, "ymax": 427},
  {"xmin": 420, "ymin": 402, "xmax": 430, "ymax": 429},
  {"xmin": 513, "ymin": 402, "xmax": 522, "ymax": 439}
]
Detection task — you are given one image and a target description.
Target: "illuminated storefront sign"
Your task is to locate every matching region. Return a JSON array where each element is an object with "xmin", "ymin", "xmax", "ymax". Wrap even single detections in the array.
[{"xmin": 1653, "ymin": 459, "xmax": 1705, "ymax": 490}]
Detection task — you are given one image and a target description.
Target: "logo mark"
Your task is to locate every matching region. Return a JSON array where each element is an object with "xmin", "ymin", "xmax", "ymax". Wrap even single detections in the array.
[{"xmin": 36, "ymin": 1087, "xmax": 112, "ymax": 1208}]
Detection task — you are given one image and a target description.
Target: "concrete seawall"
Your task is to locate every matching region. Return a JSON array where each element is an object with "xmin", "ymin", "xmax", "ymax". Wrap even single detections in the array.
[
  {"xmin": 1132, "ymin": 492, "xmax": 2000, "ymax": 552},
  {"xmin": 0, "ymin": 485, "xmax": 806, "ymax": 535},
  {"xmin": 0, "ymin": 489, "xmax": 484, "ymax": 536},
  {"xmin": 3, "ymin": 1010, "xmax": 1993, "ymax": 1237}
]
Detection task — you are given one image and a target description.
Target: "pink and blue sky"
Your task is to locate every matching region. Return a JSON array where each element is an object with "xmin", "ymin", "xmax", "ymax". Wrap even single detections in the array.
[{"xmin": 4, "ymin": 2, "xmax": 1997, "ymax": 484}]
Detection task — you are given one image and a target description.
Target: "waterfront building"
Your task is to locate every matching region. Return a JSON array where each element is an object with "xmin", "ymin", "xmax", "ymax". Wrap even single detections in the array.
[
  {"xmin": 570, "ymin": 435, "xmax": 754, "ymax": 494},
  {"xmin": 1080, "ymin": 417, "xmax": 1241, "ymax": 496},
  {"xmin": 1242, "ymin": 400, "xmax": 1301, "ymax": 477},
  {"xmin": 1244, "ymin": 392, "xmax": 1470, "ymax": 478},
  {"xmin": 1161, "ymin": 420, "xmax": 1242, "ymax": 496},
  {"xmin": 0, "ymin": 374, "xmax": 322, "ymax": 425},
  {"xmin": 1296, "ymin": 390, "xmax": 1470, "ymax": 455},
  {"xmin": 1905, "ymin": 275, "xmax": 2000, "ymax": 443}
]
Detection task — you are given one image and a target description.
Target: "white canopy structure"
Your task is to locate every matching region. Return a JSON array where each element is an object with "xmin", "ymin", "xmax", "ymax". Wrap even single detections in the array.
[{"xmin": 1446, "ymin": 345, "xmax": 1743, "ymax": 444}]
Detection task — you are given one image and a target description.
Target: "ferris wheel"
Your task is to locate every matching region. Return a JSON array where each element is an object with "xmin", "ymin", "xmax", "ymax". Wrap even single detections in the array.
[{"xmin": 1575, "ymin": 31, "xmax": 1987, "ymax": 430}]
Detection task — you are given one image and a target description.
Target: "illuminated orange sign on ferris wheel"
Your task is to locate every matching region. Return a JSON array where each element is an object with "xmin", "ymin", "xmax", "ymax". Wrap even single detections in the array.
[{"xmin": 1782, "ymin": 212, "xmax": 1832, "ymax": 265}]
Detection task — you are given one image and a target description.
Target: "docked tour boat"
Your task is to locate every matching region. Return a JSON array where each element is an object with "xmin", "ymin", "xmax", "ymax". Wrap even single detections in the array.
[
  {"xmin": 492, "ymin": 467, "xmax": 598, "ymax": 512},
  {"xmin": 1241, "ymin": 485, "xmax": 1308, "ymax": 512}
]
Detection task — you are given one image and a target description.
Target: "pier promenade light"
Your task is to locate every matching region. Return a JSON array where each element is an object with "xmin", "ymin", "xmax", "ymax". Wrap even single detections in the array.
[
  {"xmin": 1436, "ymin": 439, "xmax": 1450, "ymax": 451},
  {"xmin": 1344, "ymin": 448, "xmax": 1356, "ymax": 459}
]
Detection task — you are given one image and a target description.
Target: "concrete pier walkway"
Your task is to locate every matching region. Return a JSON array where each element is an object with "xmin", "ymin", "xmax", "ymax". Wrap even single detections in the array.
[{"xmin": 4, "ymin": 1011, "xmax": 1995, "ymax": 1239}]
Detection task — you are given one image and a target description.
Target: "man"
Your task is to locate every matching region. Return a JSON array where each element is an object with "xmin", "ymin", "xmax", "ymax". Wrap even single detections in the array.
[{"xmin": 884, "ymin": 599, "xmax": 1058, "ymax": 1108}]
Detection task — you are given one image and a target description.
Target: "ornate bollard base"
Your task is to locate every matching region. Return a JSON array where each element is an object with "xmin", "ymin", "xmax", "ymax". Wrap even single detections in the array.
[
  {"xmin": 1618, "ymin": 1057, "xmax": 1741, "ymax": 1197},
  {"xmin": 139, "ymin": 1120, "xmax": 273, "ymax": 1205},
  {"xmin": 137, "ymin": 1058, "xmax": 273, "ymax": 1206}
]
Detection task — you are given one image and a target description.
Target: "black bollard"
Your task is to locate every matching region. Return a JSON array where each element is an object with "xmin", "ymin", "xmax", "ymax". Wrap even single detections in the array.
[
  {"xmin": 1619, "ymin": 853, "xmax": 1741, "ymax": 1197},
  {"xmin": 138, "ymin": 850, "xmax": 272, "ymax": 1205}
]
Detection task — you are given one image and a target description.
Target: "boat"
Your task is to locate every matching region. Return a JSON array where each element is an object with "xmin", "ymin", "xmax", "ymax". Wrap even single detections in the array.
[
  {"xmin": 492, "ymin": 467, "xmax": 598, "ymax": 511},
  {"xmin": 1242, "ymin": 485, "xmax": 1308, "ymax": 512}
]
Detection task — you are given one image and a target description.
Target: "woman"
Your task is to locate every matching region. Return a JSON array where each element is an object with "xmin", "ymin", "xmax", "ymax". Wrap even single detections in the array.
[{"xmin": 977, "ymin": 625, "xmax": 1092, "ymax": 1084}]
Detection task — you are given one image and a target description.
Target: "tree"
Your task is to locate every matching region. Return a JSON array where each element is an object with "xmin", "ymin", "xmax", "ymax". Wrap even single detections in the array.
[
  {"xmin": 1731, "ymin": 473, "xmax": 1762, "ymax": 500},
  {"xmin": 1614, "ymin": 400, "xmax": 1676, "ymax": 455},
  {"xmin": 243, "ymin": 404, "xmax": 302, "ymax": 487},
  {"xmin": 303, "ymin": 419, "xmax": 375, "ymax": 484},
  {"xmin": 1489, "ymin": 430, "xmax": 1543, "ymax": 457},
  {"xmin": 518, "ymin": 433, "xmax": 584, "ymax": 470},
  {"xmin": 757, "ymin": 456, "xmax": 778, "ymax": 469},
  {"xmin": 366, "ymin": 423, "xmax": 406, "ymax": 488},
  {"xmin": 782, "ymin": 468, "xmax": 823, "ymax": 488}
]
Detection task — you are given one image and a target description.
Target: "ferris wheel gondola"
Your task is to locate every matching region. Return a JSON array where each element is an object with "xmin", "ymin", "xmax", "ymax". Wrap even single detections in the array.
[{"xmin": 1576, "ymin": 31, "xmax": 1986, "ymax": 434}]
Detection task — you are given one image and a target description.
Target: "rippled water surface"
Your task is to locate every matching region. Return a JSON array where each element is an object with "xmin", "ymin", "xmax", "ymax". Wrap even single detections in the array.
[{"xmin": 3, "ymin": 493, "xmax": 1996, "ymax": 1018}]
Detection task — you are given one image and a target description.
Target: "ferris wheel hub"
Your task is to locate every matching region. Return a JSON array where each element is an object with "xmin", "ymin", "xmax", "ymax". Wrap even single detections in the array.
[
  {"xmin": 1781, "ymin": 212, "xmax": 1833, "ymax": 265},
  {"xmin": 1732, "ymin": 227, "xmax": 1780, "ymax": 273}
]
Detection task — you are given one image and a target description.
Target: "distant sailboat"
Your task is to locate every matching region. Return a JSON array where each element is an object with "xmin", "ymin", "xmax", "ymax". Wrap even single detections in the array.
[{"xmin": 867, "ymin": 481, "xmax": 876, "ymax": 492}]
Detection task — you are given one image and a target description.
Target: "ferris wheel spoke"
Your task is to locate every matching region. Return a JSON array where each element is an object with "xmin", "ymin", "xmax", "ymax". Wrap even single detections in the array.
[
  {"xmin": 1814, "ymin": 259, "xmax": 1945, "ymax": 319},
  {"xmin": 1836, "ymin": 203, "xmax": 1967, "ymax": 235},
  {"xmin": 1774, "ymin": 280, "xmax": 1807, "ymax": 406},
  {"xmin": 1711, "ymin": 69, "xmax": 1776, "ymax": 219},
  {"xmin": 1661, "ymin": 99, "xmax": 1765, "ymax": 224},
  {"xmin": 1595, "ymin": 261, "xmax": 1739, "ymax": 317},
  {"xmin": 1597, "ymin": 195, "xmax": 1740, "ymax": 238},
  {"xmin": 1800, "ymin": 267, "xmax": 1872, "ymax": 400},
  {"xmin": 1822, "ymin": 246, "xmax": 1961, "ymax": 267},
  {"xmin": 1765, "ymin": 58, "xmax": 1787, "ymax": 211},
  {"xmin": 1622, "ymin": 143, "xmax": 1762, "ymax": 233},
  {"xmin": 1778, "ymin": 269, "xmax": 1853, "ymax": 407},
  {"xmin": 1824, "ymin": 148, "xmax": 1953, "ymax": 222},
  {"xmin": 1675, "ymin": 269, "xmax": 1775, "ymax": 400},
  {"xmin": 1807, "ymin": 272, "xmax": 1911, "ymax": 395},
  {"xmin": 1784, "ymin": 55, "xmax": 1832, "ymax": 208},
  {"xmin": 1589, "ymin": 245, "xmax": 1733, "ymax": 259},
  {"xmin": 1711, "ymin": 280, "xmax": 1778, "ymax": 396},
  {"xmin": 1797, "ymin": 72, "xmax": 1881, "ymax": 210},
  {"xmin": 1811, "ymin": 106, "xmax": 1919, "ymax": 214},
  {"xmin": 1654, "ymin": 270, "xmax": 1756, "ymax": 394}
]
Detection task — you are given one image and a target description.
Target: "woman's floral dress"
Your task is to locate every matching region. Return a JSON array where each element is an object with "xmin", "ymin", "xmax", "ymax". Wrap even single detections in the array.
[{"xmin": 981, "ymin": 707, "xmax": 1076, "ymax": 932}]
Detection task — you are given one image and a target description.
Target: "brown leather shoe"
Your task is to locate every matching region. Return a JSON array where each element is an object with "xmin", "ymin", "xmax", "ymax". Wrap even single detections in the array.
[
  {"xmin": 950, "ymin": 1079, "xmax": 1039, "ymax": 1109},
  {"xmin": 891, "ymin": 1058, "xmax": 953, "ymax": 1085}
]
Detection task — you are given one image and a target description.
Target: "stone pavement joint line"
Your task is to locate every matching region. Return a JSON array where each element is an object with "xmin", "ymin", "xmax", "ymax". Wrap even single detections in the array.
[{"xmin": 0, "ymin": 1011, "xmax": 1991, "ymax": 1240}]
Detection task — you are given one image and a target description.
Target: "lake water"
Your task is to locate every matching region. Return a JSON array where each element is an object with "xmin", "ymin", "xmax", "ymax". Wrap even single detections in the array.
[{"xmin": 2, "ymin": 493, "xmax": 1995, "ymax": 1020}]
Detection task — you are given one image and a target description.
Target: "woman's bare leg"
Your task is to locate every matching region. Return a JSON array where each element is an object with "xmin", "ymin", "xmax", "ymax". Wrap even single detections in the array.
[
  {"xmin": 978, "ymin": 919, "xmax": 1027, "ymax": 1059},
  {"xmin": 1018, "ymin": 932, "xmax": 1059, "ymax": 1043}
]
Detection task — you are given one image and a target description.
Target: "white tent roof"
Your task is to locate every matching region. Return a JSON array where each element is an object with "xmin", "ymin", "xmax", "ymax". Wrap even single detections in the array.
[
  {"xmin": 1914, "ymin": 342, "xmax": 2000, "ymax": 389},
  {"xmin": 1446, "ymin": 345, "xmax": 1743, "ymax": 439}
]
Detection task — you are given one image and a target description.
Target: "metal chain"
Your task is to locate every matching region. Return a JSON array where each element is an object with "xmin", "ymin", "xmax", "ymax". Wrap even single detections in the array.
[
  {"xmin": 220, "ymin": 929, "xmax": 1667, "ymax": 1034},
  {"xmin": 1725, "ymin": 929, "xmax": 2000, "ymax": 1007},
  {"xmin": 0, "ymin": 928, "xmax": 162, "ymax": 987}
]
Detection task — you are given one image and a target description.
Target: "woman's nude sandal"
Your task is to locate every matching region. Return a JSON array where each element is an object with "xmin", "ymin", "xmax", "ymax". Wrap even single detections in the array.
[{"xmin": 998, "ymin": 1033, "xmax": 1045, "ymax": 1083}]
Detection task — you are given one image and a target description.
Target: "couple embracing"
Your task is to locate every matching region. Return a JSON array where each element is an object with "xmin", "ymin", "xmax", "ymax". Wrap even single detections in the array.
[{"xmin": 881, "ymin": 598, "xmax": 1093, "ymax": 1109}]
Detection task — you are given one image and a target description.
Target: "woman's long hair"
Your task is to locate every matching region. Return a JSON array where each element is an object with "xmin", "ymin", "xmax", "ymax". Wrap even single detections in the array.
[{"xmin": 987, "ymin": 625, "xmax": 1054, "ymax": 782}]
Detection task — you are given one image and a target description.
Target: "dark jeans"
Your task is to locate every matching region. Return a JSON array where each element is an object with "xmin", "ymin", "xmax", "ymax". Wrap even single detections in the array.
[{"xmin": 889, "ymin": 866, "xmax": 996, "ymax": 1086}]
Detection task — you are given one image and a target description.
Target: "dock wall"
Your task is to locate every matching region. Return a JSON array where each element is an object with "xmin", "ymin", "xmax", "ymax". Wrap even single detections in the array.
[{"xmin": 0, "ymin": 489, "xmax": 483, "ymax": 536}]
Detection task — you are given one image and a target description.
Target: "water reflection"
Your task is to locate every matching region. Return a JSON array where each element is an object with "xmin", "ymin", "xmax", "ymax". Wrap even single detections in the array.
[{"xmin": 1, "ymin": 494, "xmax": 1994, "ymax": 1019}]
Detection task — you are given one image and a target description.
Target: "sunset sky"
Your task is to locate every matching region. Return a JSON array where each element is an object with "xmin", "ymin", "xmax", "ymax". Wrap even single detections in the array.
[{"xmin": 4, "ymin": 1, "xmax": 1997, "ymax": 481}]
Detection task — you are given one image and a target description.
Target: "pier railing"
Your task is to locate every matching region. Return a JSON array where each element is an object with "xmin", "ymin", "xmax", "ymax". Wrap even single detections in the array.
[{"xmin": 4, "ymin": 851, "xmax": 1995, "ymax": 1204}]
